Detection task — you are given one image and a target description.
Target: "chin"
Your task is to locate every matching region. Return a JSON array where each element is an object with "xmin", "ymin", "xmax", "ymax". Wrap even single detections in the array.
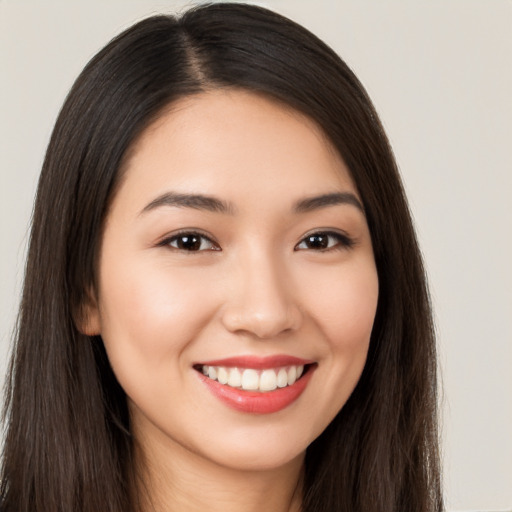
[
  {"xmin": 204, "ymin": 440, "xmax": 306, "ymax": 473},
  {"xmin": 188, "ymin": 415, "xmax": 320, "ymax": 473}
]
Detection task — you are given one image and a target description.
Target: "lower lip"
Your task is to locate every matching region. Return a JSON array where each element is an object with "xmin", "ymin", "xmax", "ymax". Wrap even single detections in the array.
[{"xmin": 197, "ymin": 366, "xmax": 315, "ymax": 414}]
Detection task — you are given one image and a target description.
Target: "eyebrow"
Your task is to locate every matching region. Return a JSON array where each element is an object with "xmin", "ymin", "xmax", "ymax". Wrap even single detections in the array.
[
  {"xmin": 139, "ymin": 190, "xmax": 364, "ymax": 217},
  {"xmin": 140, "ymin": 192, "xmax": 235, "ymax": 215},
  {"xmin": 294, "ymin": 192, "xmax": 364, "ymax": 214}
]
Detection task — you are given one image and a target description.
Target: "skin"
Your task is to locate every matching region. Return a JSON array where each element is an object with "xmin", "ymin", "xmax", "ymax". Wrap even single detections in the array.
[{"xmin": 83, "ymin": 89, "xmax": 379, "ymax": 512}]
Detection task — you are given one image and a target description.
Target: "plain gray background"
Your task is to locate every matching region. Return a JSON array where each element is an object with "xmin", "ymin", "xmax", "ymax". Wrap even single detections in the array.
[{"xmin": 1, "ymin": 1, "xmax": 511, "ymax": 510}]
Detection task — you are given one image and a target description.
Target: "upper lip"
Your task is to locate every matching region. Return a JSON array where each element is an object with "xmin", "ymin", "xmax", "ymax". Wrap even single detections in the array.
[{"xmin": 195, "ymin": 355, "xmax": 314, "ymax": 369}]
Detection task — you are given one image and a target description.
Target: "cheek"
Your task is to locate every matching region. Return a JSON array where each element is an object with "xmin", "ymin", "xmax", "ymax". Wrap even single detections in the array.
[
  {"xmin": 295, "ymin": 258, "xmax": 378, "ymax": 439},
  {"xmin": 307, "ymin": 259, "xmax": 379, "ymax": 351},
  {"xmin": 96, "ymin": 257, "xmax": 217, "ymax": 375}
]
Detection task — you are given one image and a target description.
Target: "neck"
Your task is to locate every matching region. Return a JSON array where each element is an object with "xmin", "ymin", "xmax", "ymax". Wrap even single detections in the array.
[{"xmin": 133, "ymin": 428, "xmax": 304, "ymax": 512}]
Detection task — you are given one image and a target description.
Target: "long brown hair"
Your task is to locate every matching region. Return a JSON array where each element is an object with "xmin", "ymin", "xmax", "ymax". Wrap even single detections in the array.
[{"xmin": 1, "ymin": 3, "xmax": 443, "ymax": 511}]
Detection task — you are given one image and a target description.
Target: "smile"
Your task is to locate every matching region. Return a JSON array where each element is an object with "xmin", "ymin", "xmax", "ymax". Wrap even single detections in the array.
[
  {"xmin": 200, "ymin": 364, "xmax": 304, "ymax": 392},
  {"xmin": 194, "ymin": 356, "xmax": 316, "ymax": 414}
]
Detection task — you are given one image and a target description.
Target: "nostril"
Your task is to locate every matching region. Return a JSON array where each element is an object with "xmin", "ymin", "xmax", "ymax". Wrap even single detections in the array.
[{"xmin": 220, "ymin": 306, "xmax": 303, "ymax": 339}]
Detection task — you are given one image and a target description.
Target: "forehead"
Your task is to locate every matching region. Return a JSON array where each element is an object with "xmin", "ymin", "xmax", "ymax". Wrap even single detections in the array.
[{"xmin": 115, "ymin": 89, "xmax": 358, "ymax": 213}]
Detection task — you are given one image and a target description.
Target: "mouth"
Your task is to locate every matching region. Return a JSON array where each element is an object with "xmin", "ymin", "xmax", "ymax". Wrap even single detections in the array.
[
  {"xmin": 195, "ymin": 363, "xmax": 310, "ymax": 392},
  {"xmin": 193, "ymin": 356, "xmax": 316, "ymax": 414}
]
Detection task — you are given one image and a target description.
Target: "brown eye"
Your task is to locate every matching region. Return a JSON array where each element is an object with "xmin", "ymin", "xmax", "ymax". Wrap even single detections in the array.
[
  {"xmin": 166, "ymin": 232, "xmax": 218, "ymax": 252},
  {"xmin": 302, "ymin": 234, "xmax": 330, "ymax": 250},
  {"xmin": 295, "ymin": 231, "xmax": 354, "ymax": 251}
]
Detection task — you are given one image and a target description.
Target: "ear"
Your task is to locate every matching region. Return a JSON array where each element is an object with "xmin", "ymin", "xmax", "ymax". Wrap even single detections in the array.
[{"xmin": 75, "ymin": 289, "xmax": 101, "ymax": 336}]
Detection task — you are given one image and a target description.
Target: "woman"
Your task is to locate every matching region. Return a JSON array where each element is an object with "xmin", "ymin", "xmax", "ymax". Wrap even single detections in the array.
[{"xmin": 1, "ymin": 3, "xmax": 443, "ymax": 511}]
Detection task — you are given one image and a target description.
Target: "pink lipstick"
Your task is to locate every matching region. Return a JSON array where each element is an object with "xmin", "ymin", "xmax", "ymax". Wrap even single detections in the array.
[{"xmin": 194, "ymin": 355, "xmax": 316, "ymax": 414}]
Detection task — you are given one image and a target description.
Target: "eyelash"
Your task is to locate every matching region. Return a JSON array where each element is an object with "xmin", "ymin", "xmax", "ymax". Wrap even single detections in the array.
[
  {"xmin": 159, "ymin": 230, "xmax": 355, "ymax": 253},
  {"xmin": 159, "ymin": 230, "xmax": 220, "ymax": 252},
  {"xmin": 294, "ymin": 231, "xmax": 355, "ymax": 252}
]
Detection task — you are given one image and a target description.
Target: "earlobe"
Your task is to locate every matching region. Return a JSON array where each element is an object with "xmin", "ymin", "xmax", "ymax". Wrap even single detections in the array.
[{"xmin": 75, "ymin": 291, "xmax": 101, "ymax": 336}]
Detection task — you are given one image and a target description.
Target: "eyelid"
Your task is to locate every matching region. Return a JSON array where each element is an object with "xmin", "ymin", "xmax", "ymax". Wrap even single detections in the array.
[
  {"xmin": 157, "ymin": 229, "xmax": 221, "ymax": 251},
  {"xmin": 294, "ymin": 229, "xmax": 356, "ymax": 251}
]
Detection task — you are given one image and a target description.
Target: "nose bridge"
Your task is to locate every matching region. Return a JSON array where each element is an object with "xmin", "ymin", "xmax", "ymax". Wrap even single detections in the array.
[{"xmin": 221, "ymin": 245, "xmax": 302, "ymax": 338}]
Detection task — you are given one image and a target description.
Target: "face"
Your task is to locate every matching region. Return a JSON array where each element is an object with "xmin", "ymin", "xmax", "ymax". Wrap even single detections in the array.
[{"xmin": 84, "ymin": 90, "xmax": 378, "ymax": 472}]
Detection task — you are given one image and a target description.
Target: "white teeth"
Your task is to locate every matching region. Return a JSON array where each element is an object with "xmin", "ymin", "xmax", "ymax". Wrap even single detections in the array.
[
  {"xmin": 227, "ymin": 367, "xmax": 242, "ymax": 388},
  {"xmin": 287, "ymin": 366, "xmax": 297, "ymax": 386},
  {"xmin": 200, "ymin": 364, "xmax": 307, "ymax": 393},
  {"xmin": 241, "ymin": 369, "xmax": 259, "ymax": 390},
  {"xmin": 259, "ymin": 369, "xmax": 277, "ymax": 391},
  {"xmin": 277, "ymin": 368, "xmax": 288, "ymax": 388},
  {"xmin": 217, "ymin": 367, "xmax": 229, "ymax": 384}
]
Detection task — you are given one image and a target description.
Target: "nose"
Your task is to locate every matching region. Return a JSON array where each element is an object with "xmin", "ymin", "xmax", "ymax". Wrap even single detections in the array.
[{"xmin": 220, "ymin": 254, "xmax": 303, "ymax": 339}]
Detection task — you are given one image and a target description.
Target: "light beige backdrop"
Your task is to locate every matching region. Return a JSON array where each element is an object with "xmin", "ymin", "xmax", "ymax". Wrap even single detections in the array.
[{"xmin": 1, "ymin": 1, "xmax": 511, "ymax": 510}]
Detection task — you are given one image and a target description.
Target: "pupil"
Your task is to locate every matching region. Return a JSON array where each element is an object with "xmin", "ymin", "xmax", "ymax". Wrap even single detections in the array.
[
  {"xmin": 178, "ymin": 235, "xmax": 200, "ymax": 251},
  {"xmin": 308, "ymin": 234, "xmax": 327, "ymax": 249}
]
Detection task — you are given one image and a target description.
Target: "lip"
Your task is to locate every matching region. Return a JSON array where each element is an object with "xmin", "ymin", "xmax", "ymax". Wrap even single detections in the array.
[
  {"xmin": 195, "ymin": 354, "xmax": 314, "ymax": 369},
  {"xmin": 195, "ymin": 355, "xmax": 317, "ymax": 414}
]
